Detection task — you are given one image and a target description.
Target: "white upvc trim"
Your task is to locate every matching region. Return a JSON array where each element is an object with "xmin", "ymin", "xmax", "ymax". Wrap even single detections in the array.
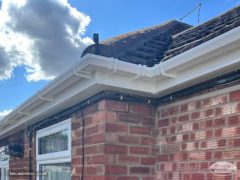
[
  {"xmin": 0, "ymin": 160, "xmax": 8, "ymax": 167},
  {"xmin": 0, "ymin": 159, "xmax": 9, "ymax": 180},
  {"xmin": 37, "ymin": 158, "xmax": 71, "ymax": 165},
  {"xmin": 0, "ymin": 147, "xmax": 9, "ymax": 168},
  {"xmin": 36, "ymin": 119, "xmax": 71, "ymax": 139},
  {"xmin": 36, "ymin": 119, "xmax": 71, "ymax": 180},
  {"xmin": 36, "ymin": 158, "xmax": 71, "ymax": 180},
  {"xmin": 36, "ymin": 119, "xmax": 71, "ymax": 161},
  {"xmin": 1, "ymin": 25, "xmax": 240, "ymax": 139}
]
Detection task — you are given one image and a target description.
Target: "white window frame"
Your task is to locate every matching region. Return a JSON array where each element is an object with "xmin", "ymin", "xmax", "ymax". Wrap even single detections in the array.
[
  {"xmin": 0, "ymin": 162, "xmax": 9, "ymax": 180},
  {"xmin": 36, "ymin": 119, "xmax": 71, "ymax": 180},
  {"xmin": 0, "ymin": 149, "xmax": 9, "ymax": 180}
]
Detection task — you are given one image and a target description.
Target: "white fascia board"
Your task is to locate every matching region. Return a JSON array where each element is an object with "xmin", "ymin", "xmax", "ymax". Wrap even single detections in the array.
[
  {"xmin": 160, "ymin": 26, "xmax": 240, "ymax": 74},
  {"xmin": 1, "ymin": 79, "xmax": 100, "ymax": 139},
  {"xmin": 155, "ymin": 47, "xmax": 240, "ymax": 95},
  {"xmin": 1, "ymin": 26, "xmax": 240, "ymax": 139}
]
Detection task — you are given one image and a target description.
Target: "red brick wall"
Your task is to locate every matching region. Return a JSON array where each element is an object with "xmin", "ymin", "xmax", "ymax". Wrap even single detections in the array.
[
  {"xmin": 5, "ymin": 99, "xmax": 155, "ymax": 180},
  {"xmin": 7, "ymin": 85, "xmax": 240, "ymax": 180},
  {"xmin": 72, "ymin": 100, "xmax": 156, "ymax": 180},
  {"xmin": 156, "ymin": 87, "xmax": 240, "ymax": 180},
  {"xmin": 8, "ymin": 131, "xmax": 36, "ymax": 180},
  {"xmin": 103, "ymin": 100, "xmax": 156, "ymax": 180},
  {"xmin": 72, "ymin": 102, "xmax": 106, "ymax": 180}
]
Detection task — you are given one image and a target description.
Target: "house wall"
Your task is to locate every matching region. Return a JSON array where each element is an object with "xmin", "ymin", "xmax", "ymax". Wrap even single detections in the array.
[
  {"xmin": 72, "ymin": 100, "xmax": 156, "ymax": 180},
  {"xmin": 9, "ymin": 131, "xmax": 36, "ymax": 180},
  {"xmin": 5, "ymin": 84, "xmax": 240, "ymax": 180},
  {"xmin": 155, "ymin": 84, "xmax": 240, "ymax": 180},
  {"xmin": 102, "ymin": 100, "xmax": 156, "ymax": 180},
  {"xmin": 4, "ymin": 99, "xmax": 155, "ymax": 180},
  {"xmin": 71, "ymin": 101, "xmax": 106, "ymax": 180}
]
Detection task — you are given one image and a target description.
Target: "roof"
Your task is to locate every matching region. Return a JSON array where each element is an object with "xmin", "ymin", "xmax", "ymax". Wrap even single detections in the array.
[
  {"xmin": 2, "ymin": 6, "xmax": 240, "ymax": 141},
  {"xmin": 82, "ymin": 5, "xmax": 240, "ymax": 66},
  {"xmin": 82, "ymin": 20, "xmax": 191, "ymax": 67}
]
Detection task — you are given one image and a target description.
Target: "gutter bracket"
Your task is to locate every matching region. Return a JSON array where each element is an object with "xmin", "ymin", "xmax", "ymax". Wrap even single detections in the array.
[
  {"xmin": 131, "ymin": 65, "xmax": 144, "ymax": 81},
  {"xmin": 73, "ymin": 63, "xmax": 92, "ymax": 79},
  {"xmin": 38, "ymin": 94, "xmax": 54, "ymax": 102},
  {"xmin": 156, "ymin": 63, "xmax": 176, "ymax": 78},
  {"xmin": 108, "ymin": 58, "xmax": 118, "ymax": 74},
  {"xmin": 17, "ymin": 110, "xmax": 30, "ymax": 116},
  {"xmin": 73, "ymin": 70, "xmax": 92, "ymax": 79}
]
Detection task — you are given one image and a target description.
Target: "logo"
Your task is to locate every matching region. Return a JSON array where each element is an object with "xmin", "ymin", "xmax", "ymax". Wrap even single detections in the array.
[{"xmin": 209, "ymin": 162, "xmax": 237, "ymax": 176}]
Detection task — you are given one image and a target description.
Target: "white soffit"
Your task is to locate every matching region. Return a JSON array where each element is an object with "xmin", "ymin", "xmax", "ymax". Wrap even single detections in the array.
[{"xmin": 1, "ymin": 26, "xmax": 240, "ymax": 139}]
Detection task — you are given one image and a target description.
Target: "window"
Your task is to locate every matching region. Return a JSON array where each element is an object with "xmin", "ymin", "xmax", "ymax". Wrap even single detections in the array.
[
  {"xmin": 36, "ymin": 119, "xmax": 71, "ymax": 180},
  {"xmin": 39, "ymin": 163, "xmax": 71, "ymax": 180},
  {"xmin": 38, "ymin": 129, "xmax": 69, "ymax": 155},
  {"xmin": 0, "ymin": 147, "xmax": 9, "ymax": 180}
]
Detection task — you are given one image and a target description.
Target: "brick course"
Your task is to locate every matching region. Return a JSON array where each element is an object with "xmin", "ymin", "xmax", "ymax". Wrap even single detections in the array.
[
  {"xmin": 8, "ymin": 131, "xmax": 36, "ymax": 180},
  {"xmin": 156, "ymin": 88, "xmax": 240, "ymax": 180},
  {"xmin": 72, "ymin": 100, "xmax": 155, "ymax": 180},
  {"xmin": 5, "ymin": 85, "xmax": 240, "ymax": 180}
]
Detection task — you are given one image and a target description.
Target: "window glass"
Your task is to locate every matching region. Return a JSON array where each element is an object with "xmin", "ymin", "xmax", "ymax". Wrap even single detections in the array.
[
  {"xmin": 39, "ymin": 163, "xmax": 71, "ymax": 180},
  {"xmin": 0, "ymin": 148, "xmax": 8, "ymax": 161},
  {"xmin": 0, "ymin": 147, "xmax": 8, "ymax": 180},
  {"xmin": 36, "ymin": 119, "xmax": 71, "ymax": 180},
  {"xmin": 38, "ymin": 129, "xmax": 68, "ymax": 155},
  {"xmin": 1, "ymin": 168, "xmax": 9, "ymax": 180}
]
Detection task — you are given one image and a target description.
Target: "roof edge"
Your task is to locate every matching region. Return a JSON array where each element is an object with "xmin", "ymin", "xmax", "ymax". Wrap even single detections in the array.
[
  {"xmin": 81, "ymin": 20, "xmax": 191, "ymax": 58},
  {"xmin": 1, "ymin": 25, "xmax": 240, "ymax": 139}
]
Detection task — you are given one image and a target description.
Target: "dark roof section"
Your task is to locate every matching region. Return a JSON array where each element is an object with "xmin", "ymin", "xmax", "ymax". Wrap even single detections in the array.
[
  {"xmin": 161, "ymin": 5, "xmax": 240, "ymax": 61},
  {"xmin": 82, "ymin": 5, "xmax": 240, "ymax": 66},
  {"xmin": 82, "ymin": 20, "xmax": 191, "ymax": 67}
]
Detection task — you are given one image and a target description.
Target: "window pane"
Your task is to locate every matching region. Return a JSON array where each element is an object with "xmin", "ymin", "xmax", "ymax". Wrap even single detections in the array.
[
  {"xmin": 38, "ymin": 130, "xmax": 68, "ymax": 154},
  {"xmin": 1, "ymin": 168, "xmax": 9, "ymax": 180},
  {"xmin": 0, "ymin": 147, "xmax": 8, "ymax": 161},
  {"xmin": 39, "ymin": 163, "xmax": 71, "ymax": 180}
]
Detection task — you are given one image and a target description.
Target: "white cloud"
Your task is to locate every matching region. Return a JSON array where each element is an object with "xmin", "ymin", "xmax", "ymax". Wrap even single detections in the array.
[
  {"xmin": 0, "ymin": 109, "xmax": 12, "ymax": 120},
  {"xmin": 0, "ymin": 0, "xmax": 93, "ymax": 81}
]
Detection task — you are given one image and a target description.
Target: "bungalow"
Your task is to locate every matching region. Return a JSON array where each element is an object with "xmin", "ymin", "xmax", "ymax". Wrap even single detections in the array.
[{"xmin": 1, "ymin": 5, "xmax": 240, "ymax": 180}]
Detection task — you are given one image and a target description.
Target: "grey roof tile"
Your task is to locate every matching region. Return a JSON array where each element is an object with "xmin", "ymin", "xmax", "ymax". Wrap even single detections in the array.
[{"xmin": 82, "ymin": 5, "xmax": 240, "ymax": 66}]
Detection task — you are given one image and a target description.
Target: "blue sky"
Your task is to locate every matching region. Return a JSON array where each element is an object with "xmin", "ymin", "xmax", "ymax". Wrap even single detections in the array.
[
  {"xmin": 0, "ymin": 0, "xmax": 239, "ymax": 117},
  {"xmin": 72, "ymin": 0, "xmax": 240, "ymax": 39}
]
